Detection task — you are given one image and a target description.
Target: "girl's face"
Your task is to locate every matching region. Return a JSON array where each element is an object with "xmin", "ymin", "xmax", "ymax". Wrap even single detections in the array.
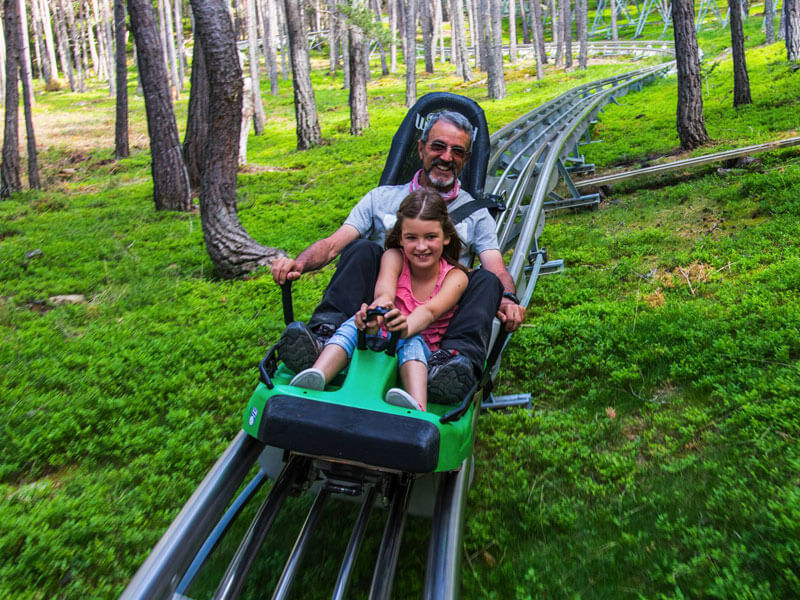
[{"xmin": 400, "ymin": 217, "xmax": 450, "ymax": 269}]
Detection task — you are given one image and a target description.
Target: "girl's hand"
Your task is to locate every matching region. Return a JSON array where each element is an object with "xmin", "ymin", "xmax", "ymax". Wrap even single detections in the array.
[{"xmin": 383, "ymin": 308, "xmax": 408, "ymax": 338}]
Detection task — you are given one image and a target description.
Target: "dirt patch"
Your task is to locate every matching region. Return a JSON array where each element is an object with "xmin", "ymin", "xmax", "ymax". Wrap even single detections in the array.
[{"xmin": 654, "ymin": 261, "xmax": 730, "ymax": 294}]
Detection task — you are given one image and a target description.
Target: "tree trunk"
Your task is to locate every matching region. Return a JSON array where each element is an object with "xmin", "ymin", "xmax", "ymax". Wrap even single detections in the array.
[
  {"xmin": 563, "ymin": 0, "xmax": 572, "ymax": 68},
  {"xmin": 786, "ymin": 0, "xmax": 800, "ymax": 60},
  {"xmin": 18, "ymin": 0, "xmax": 41, "ymax": 188},
  {"xmin": 450, "ymin": 0, "xmax": 472, "ymax": 80},
  {"xmin": 531, "ymin": 0, "xmax": 546, "ymax": 63},
  {"xmin": 36, "ymin": 0, "xmax": 60, "ymax": 80},
  {"xmin": 160, "ymin": 0, "xmax": 181, "ymax": 95},
  {"xmin": 54, "ymin": 0, "xmax": 77, "ymax": 90},
  {"xmin": 283, "ymin": 0, "xmax": 322, "ymax": 149},
  {"xmin": 577, "ymin": 0, "xmax": 587, "ymax": 69},
  {"xmin": 420, "ymin": 0, "xmax": 433, "ymax": 72},
  {"xmin": 114, "ymin": 0, "xmax": 129, "ymax": 158},
  {"xmin": 62, "ymin": 0, "xmax": 87, "ymax": 91},
  {"xmin": 183, "ymin": 37, "xmax": 207, "ymax": 190},
  {"xmin": 530, "ymin": 0, "xmax": 543, "ymax": 78},
  {"xmin": 373, "ymin": 0, "xmax": 389, "ymax": 75},
  {"xmin": 466, "ymin": 0, "xmax": 478, "ymax": 68},
  {"xmin": 729, "ymin": 0, "xmax": 752, "ymax": 106},
  {"xmin": 30, "ymin": 0, "xmax": 53, "ymax": 83},
  {"xmin": 348, "ymin": 23, "xmax": 369, "ymax": 135},
  {"xmin": 519, "ymin": 0, "xmax": 530, "ymax": 44},
  {"xmin": 188, "ymin": 0, "xmax": 286, "ymax": 278},
  {"xmin": 261, "ymin": 0, "xmax": 279, "ymax": 92},
  {"xmin": 610, "ymin": 0, "xmax": 618, "ymax": 40},
  {"xmin": 102, "ymin": 0, "xmax": 117, "ymax": 94},
  {"xmin": 765, "ymin": 0, "xmax": 775, "ymax": 44},
  {"xmin": 478, "ymin": 0, "xmax": 490, "ymax": 70},
  {"xmin": 404, "ymin": 0, "xmax": 416, "ymax": 107},
  {"xmin": 552, "ymin": 0, "xmax": 562, "ymax": 66},
  {"xmin": 127, "ymin": 0, "xmax": 192, "ymax": 210},
  {"xmin": 487, "ymin": 0, "xmax": 505, "ymax": 98},
  {"xmin": 246, "ymin": 0, "xmax": 266, "ymax": 133},
  {"xmin": 672, "ymin": 0, "xmax": 710, "ymax": 150},
  {"xmin": 389, "ymin": 0, "xmax": 397, "ymax": 72},
  {"xmin": 509, "ymin": 0, "xmax": 517, "ymax": 63},
  {"xmin": 174, "ymin": 0, "xmax": 186, "ymax": 84},
  {"xmin": 2, "ymin": 0, "xmax": 22, "ymax": 197},
  {"xmin": 433, "ymin": 0, "xmax": 445, "ymax": 63}
]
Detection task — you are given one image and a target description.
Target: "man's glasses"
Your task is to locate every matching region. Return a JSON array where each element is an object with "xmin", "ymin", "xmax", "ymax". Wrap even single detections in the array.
[{"xmin": 427, "ymin": 140, "xmax": 469, "ymax": 160}]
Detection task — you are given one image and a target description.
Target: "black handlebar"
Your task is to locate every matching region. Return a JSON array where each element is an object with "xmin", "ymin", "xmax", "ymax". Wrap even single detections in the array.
[{"xmin": 357, "ymin": 307, "xmax": 399, "ymax": 356}]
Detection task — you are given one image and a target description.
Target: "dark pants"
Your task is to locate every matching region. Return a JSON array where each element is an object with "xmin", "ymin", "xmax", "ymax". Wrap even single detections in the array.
[{"xmin": 309, "ymin": 239, "xmax": 503, "ymax": 373}]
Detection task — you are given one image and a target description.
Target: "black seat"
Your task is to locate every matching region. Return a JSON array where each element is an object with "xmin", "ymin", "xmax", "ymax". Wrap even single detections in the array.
[{"xmin": 379, "ymin": 92, "xmax": 490, "ymax": 202}]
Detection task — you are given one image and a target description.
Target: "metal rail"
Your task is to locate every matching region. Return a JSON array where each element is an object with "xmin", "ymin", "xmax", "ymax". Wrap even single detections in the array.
[{"xmin": 576, "ymin": 136, "xmax": 800, "ymax": 188}]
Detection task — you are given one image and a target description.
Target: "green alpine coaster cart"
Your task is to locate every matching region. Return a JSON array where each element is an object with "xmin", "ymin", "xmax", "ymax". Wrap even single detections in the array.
[{"xmin": 120, "ymin": 92, "xmax": 513, "ymax": 600}]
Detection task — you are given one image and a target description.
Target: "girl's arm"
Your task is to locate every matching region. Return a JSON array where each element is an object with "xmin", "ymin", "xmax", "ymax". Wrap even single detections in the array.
[
  {"xmin": 385, "ymin": 268, "xmax": 468, "ymax": 338},
  {"xmin": 355, "ymin": 249, "xmax": 403, "ymax": 330}
]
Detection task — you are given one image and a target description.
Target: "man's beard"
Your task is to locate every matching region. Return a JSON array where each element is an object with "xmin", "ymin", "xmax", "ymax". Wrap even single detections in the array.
[{"xmin": 425, "ymin": 159, "xmax": 456, "ymax": 189}]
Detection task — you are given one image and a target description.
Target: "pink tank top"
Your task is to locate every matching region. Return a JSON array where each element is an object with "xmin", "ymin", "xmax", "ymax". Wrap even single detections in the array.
[{"xmin": 393, "ymin": 255, "xmax": 458, "ymax": 350}]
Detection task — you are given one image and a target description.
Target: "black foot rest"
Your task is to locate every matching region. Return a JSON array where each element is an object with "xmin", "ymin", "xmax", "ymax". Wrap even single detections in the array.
[{"xmin": 257, "ymin": 395, "xmax": 441, "ymax": 473}]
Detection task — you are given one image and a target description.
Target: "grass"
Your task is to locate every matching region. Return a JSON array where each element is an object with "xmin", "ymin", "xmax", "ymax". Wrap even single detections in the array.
[{"xmin": 1, "ymin": 14, "xmax": 799, "ymax": 599}]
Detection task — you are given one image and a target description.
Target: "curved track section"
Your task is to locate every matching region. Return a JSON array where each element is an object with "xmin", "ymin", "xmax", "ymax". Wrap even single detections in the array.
[{"xmin": 121, "ymin": 45, "xmax": 674, "ymax": 600}]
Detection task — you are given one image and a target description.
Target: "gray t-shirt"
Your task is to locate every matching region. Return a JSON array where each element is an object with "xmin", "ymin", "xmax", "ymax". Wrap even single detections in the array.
[{"xmin": 344, "ymin": 183, "xmax": 499, "ymax": 265}]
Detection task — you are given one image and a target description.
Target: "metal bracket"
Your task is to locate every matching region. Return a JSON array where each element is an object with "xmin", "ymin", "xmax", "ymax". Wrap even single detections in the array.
[{"xmin": 481, "ymin": 393, "xmax": 532, "ymax": 411}]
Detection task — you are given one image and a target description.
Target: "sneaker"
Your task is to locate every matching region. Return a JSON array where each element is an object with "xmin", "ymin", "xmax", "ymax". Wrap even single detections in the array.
[
  {"xmin": 384, "ymin": 387, "xmax": 424, "ymax": 411},
  {"xmin": 427, "ymin": 350, "xmax": 476, "ymax": 404},
  {"xmin": 279, "ymin": 322, "xmax": 325, "ymax": 373},
  {"xmin": 289, "ymin": 368, "xmax": 326, "ymax": 390}
]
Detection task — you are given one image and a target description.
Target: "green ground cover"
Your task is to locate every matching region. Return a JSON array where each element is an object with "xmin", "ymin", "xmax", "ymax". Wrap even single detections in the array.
[{"xmin": 1, "ymin": 16, "xmax": 798, "ymax": 599}]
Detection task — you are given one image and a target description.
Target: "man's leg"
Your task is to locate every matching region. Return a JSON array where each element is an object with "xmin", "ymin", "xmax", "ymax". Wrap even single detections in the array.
[
  {"xmin": 308, "ymin": 239, "xmax": 383, "ymax": 329},
  {"xmin": 428, "ymin": 269, "xmax": 503, "ymax": 403},
  {"xmin": 280, "ymin": 239, "xmax": 383, "ymax": 372}
]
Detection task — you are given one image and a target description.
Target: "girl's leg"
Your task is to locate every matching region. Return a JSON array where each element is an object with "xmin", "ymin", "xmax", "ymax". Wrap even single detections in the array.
[
  {"xmin": 313, "ymin": 344, "xmax": 349, "ymax": 382},
  {"xmin": 398, "ymin": 360, "xmax": 428, "ymax": 411}
]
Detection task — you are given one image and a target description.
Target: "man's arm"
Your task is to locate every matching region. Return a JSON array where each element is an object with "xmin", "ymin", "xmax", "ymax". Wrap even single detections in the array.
[
  {"xmin": 271, "ymin": 224, "xmax": 360, "ymax": 285},
  {"xmin": 478, "ymin": 249, "xmax": 526, "ymax": 332}
]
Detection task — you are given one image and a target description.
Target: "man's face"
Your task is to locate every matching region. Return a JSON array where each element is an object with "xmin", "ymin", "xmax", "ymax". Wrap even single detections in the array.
[{"xmin": 417, "ymin": 120, "xmax": 471, "ymax": 192}]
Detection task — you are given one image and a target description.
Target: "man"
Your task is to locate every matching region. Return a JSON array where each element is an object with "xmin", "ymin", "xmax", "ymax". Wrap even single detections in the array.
[{"xmin": 272, "ymin": 111, "xmax": 525, "ymax": 403}]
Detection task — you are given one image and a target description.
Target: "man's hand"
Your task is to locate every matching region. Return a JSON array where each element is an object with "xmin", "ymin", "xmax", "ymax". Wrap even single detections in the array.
[
  {"xmin": 271, "ymin": 256, "xmax": 303, "ymax": 285},
  {"xmin": 497, "ymin": 298, "xmax": 526, "ymax": 332}
]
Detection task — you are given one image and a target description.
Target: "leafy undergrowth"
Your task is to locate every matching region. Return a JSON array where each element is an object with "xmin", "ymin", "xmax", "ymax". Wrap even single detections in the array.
[{"xmin": 1, "ymin": 15, "xmax": 799, "ymax": 599}]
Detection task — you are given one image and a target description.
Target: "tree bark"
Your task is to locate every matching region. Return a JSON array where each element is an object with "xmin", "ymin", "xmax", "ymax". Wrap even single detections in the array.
[
  {"xmin": 728, "ymin": 0, "xmax": 751, "ymax": 106},
  {"xmin": 283, "ymin": 0, "xmax": 322, "ymax": 149},
  {"xmin": 786, "ymin": 0, "xmax": 800, "ymax": 60},
  {"xmin": 450, "ymin": 0, "xmax": 472, "ymax": 80},
  {"xmin": 519, "ymin": 0, "xmax": 530, "ymax": 44},
  {"xmin": 563, "ymin": 0, "xmax": 572, "ymax": 68},
  {"xmin": 54, "ymin": 0, "xmax": 78, "ymax": 90},
  {"xmin": 509, "ymin": 0, "xmax": 517, "ymax": 63},
  {"xmin": 183, "ymin": 37, "xmax": 208, "ymax": 190},
  {"xmin": 552, "ymin": 0, "xmax": 562, "ymax": 66},
  {"xmin": 127, "ymin": 0, "xmax": 192, "ymax": 210},
  {"xmin": 487, "ymin": 0, "xmax": 505, "ymax": 98},
  {"xmin": 389, "ymin": 0, "xmax": 397, "ymax": 72},
  {"xmin": 577, "ymin": 0, "xmax": 588, "ymax": 69},
  {"xmin": 36, "ymin": 0, "xmax": 60, "ymax": 80},
  {"xmin": 478, "ymin": 0, "xmax": 490, "ymax": 70},
  {"xmin": 404, "ymin": 0, "xmax": 416, "ymax": 107},
  {"xmin": 530, "ymin": 0, "xmax": 543, "ymax": 78},
  {"xmin": 261, "ymin": 0, "xmax": 280, "ymax": 92},
  {"xmin": 29, "ymin": 0, "xmax": 53, "ymax": 83},
  {"xmin": 62, "ymin": 0, "xmax": 87, "ymax": 91},
  {"xmin": 114, "ymin": 0, "xmax": 129, "ymax": 158},
  {"xmin": 189, "ymin": 0, "xmax": 286, "ymax": 278},
  {"xmin": 420, "ymin": 0, "xmax": 433, "ymax": 72},
  {"xmin": 2, "ymin": 0, "xmax": 22, "ymax": 197},
  {"xmin": 531, "ymin": 0, "xmax": 546, "ymax": 63},
  {"xmin": 246, "ymin": 0, "xmax": 266, "ymax": 133},
  {"xmin": 18, "ymin": 0, "xmax": 40, "ymax": 188},
  {"xmin": 348, "ymin": 22, "xmax": 369, "ymax": 135},
  {"xmin": 373, "ymin": 0, "xmax": 389, "ymax": 75},
  {"xmin": 672, "ymin": 0, "xmax": 710, "ymax": 150},
  {"xmin": 610, "ymin": 0, "xmax": 618, "ymax": 40},
  {"xmin": 765, "ymin": 0, "xmax": 775, "ymax": 44}
]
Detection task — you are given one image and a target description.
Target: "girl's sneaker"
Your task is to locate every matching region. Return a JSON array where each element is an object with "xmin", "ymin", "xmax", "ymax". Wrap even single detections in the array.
[
  {"xmin": 289, "ymin": 368, "xmax": 326, "ymax": 391},
  {"xmin": 384, "ymin": 388, "xmax": 424, "ymax": 411}
]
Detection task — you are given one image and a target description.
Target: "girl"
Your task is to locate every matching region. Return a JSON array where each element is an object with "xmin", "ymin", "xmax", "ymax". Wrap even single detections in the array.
[{"xmin": 290, "ymin": 188, "xmax": 469, "ymax": 412}]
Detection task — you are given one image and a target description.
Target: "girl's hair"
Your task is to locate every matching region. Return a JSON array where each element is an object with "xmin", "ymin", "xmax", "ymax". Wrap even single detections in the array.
[{"xmin": 385, "ymin": 188, "xmax": 468, "ymax": 272}]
